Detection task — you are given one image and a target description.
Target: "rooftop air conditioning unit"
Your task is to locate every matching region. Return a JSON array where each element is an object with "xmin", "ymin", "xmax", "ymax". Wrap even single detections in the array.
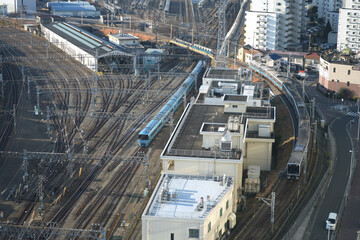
[{"xmin": 220, "ymin": 130, "xmax": 232, "ymax": 151}]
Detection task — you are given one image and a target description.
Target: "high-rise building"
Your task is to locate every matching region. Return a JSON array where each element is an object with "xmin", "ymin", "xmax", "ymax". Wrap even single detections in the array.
[
  {"xmin": 244, "ymin": 0, "xmax": 306, "ymax": 51},
  {"xmin": 337, "ymin": 0, "xmax": 360, "ymax": 53},
  {"xmin": 311, "ymin": 0, "xmax": 342, "ymax": 31},
  {"xmin": 0, "ymin": 0, "xmax": 36, "ymax": 14}
]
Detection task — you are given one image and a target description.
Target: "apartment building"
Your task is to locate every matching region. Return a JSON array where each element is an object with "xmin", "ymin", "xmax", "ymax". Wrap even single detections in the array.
[
  {"xmin": 337, "ymin": 0, "xmax": 360, "ymax": 53},
  {"xmin": 244, "ymin": 0, "xmax": 306, "ymax": 51},
  {"xmin": 318, "ymin": 51, "xmax": 360, "ymax": 96}
]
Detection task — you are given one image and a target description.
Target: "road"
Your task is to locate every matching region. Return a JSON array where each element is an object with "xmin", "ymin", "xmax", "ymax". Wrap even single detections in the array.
[{"xmin": 301, "ymin": 77, "xmax": 356, "ymax": 240}]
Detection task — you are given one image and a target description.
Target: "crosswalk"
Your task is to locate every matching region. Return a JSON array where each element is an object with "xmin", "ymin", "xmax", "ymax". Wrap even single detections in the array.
[{"xmin": 346, "ymin": 112, "xmax": 359, "ymax": 117}]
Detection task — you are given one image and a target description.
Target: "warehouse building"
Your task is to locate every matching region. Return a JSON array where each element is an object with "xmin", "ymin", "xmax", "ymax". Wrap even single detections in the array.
[
  {"xmin": 47, "ymin": 1, "xmax": 100, "ymax": 18},
  {"xmin": 42, "ymin": 22, "xmax": 135, "ymax": 72},
  {"xmin": 142, "ymin": 174, "xmax": 236, "ymax": 240},
  {"xmin": 0, "ymin": 0, "xmax": 35, "ymax": 14}
]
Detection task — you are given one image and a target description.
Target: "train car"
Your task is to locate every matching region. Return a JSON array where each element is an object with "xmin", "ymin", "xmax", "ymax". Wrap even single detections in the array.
[
  {"xmin": 287, "ymin": 143, "xmax": 305, "ymax": 179},
  {"xmin": 138, "ymin": 60, "xmax": 204, "ymax": 147},
  {"xmin": 193, "ymin": 44, "xmax": 213, "ymax": 55}
]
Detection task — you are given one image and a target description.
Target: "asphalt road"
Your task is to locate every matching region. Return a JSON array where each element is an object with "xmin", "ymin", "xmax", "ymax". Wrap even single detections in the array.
[
  {"xmin": 308, "ymin": 115, "xmax": 352, "ymax": 240},
  {"xmin": 302, "ymin": 78, "xmax": 355, "ymax": 240}
]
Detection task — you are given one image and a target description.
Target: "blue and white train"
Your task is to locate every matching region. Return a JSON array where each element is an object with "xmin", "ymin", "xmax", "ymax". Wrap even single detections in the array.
[{"xmin": 138, "ymin": 60, "xmax": 204, "ymax": 147}]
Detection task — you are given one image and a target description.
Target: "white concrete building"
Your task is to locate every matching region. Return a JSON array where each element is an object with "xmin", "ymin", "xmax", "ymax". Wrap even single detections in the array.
[
  {"xmin": 142, "ymin": 174, "xmax": 236, "ymax": 240},
  {"xmin": 42, "ymin": 22, "xmax": 134, "ymax": 72},
  {"xmin": 160, "ymin": 73, "xmax": 275, "ymax": 199},
  {"xmin": 0, "ymin": 0, "xmax": 35, "ymax": 14},
  {"xmin": 337, "ymin": 1, "xmax": 360, "ymax": 53},
  {"xmin": 244, "ymin": 0, "xmax": 306, "ymax": 50},
  {"xmin": 109, "ymin": 33, "xmax": 139, "ymax": 46},
  {"xmin": 311, "ymin": 0, "xmax": 341, "ymax": 41},
  {"xmin": 0, "ymin": 4, "xmax": 7, "ymax": 16}
]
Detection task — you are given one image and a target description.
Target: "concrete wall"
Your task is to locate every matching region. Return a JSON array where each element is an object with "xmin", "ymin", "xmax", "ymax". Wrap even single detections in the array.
[
  {"xmin": 162, "ymin": 158, "xmax": 243, "ymax": 191},
  {"xmin": 223, "ymin": 102, "xmax": 246, "ymax": 113},
  {"xmin": 244, "ymin": 141, "xmax": 272, "ymax": 170}
]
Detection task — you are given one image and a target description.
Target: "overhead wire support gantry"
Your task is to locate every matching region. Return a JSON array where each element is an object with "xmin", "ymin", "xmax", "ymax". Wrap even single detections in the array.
[{"xmin": 216, "ymin": 0, "xmax": 230, "ymax": 68}]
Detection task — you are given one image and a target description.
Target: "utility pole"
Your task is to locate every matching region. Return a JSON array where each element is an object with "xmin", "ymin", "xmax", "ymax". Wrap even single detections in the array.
[
  {"xmin": 36, "ymin": 87, "xmax": 40, "ymax": 110},
  {"xmin": 46, "ymin": 106, "xmax": 50, "ymax": 137},
  {"xmin": 67, "ymin": 153, "xmax": 74, "ymax": 178},
  {"xmin": 23, "ymin": 150, "xmax": 29, "ymax": 192},
  {"xmin": 27, "ymin": 76, "xmax": 30, "ymax": 96},
  {"xmin": 192, "ymin": 27, "xmax": 194, "ymax": 44},
  {"xmin": 357, "ymin": 100, "xmax": 360, "ymax": 143},
  {"xmin": 0, "ymin": 56, "xmax": 3, "ymax": 100},
  {"xmin": 257, "ymin": 192, "xmax": 275, "ymax": 234},
  {"xmin": 170, "ymin": 24, "xmax": 172, "ymax": 39},
  {"xmin": 13, "ymin": 104, "xmax": 16, "ymax": 134},
  {"xmin": 312, "ymin": 98, "xmax": 316, "ymax": 122},
  {"xmin": 37, "ymin": 175, "xmax": 44, "ymax": 215},
  {"xmin": 169, "ymin": 112, "xmax": 174, "ymax": 137}
]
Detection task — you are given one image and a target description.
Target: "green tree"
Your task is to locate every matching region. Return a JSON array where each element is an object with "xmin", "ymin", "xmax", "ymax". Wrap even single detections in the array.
[
  {"xmin": 323, "ymin": 21, "xmax": 333, "ymax": 39},
  {"xmin": 338, "ymin": 87, "xmax": 354, "ymax": 99}
]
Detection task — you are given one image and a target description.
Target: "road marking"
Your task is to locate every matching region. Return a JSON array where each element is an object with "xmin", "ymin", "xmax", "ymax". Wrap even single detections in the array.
[{"xmin": 346, "ymin": 112, "xmax": 359, "ymax": 117}]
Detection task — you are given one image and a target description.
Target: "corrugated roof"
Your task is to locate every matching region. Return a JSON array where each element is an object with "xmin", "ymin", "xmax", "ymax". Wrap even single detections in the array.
[{"xmin": 44, "ymin": 22, "xmax": 132, "ymax": 57}]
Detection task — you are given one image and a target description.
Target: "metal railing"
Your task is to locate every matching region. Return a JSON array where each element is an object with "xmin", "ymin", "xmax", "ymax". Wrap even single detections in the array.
[{"xmin": 168, "ymin": 148, "xmax": 240, "ymax": 159}]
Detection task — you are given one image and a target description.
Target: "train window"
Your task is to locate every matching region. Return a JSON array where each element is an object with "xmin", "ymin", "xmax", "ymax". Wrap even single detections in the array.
[
  {"xmin": 139, "ymin": 135, "xmax": 149, "ymax": 140},
  {"xmin": 287, "ymin": 164, "xmax": 299, "ymax": 174}
]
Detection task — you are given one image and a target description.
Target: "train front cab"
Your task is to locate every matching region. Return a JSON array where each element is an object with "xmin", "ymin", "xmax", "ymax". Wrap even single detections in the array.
[
  {"xmin": 287, "ymin": 163, "xmax": 300, "ymax": 180},
  {"xmin": 139, "ymin": 134, "xmax": 150, "ymax": 147}
]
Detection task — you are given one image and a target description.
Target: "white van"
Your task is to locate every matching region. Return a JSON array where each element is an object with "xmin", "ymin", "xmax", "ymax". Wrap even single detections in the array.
[{"xmin": 326, "ymin": 212, "xmax": 337, "ymax": 230}]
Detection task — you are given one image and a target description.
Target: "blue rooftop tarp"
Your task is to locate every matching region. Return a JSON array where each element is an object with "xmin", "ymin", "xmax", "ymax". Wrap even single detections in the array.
[{"xmin": 269, "ymin": 53, "xmax": 282, "ymax": 61}]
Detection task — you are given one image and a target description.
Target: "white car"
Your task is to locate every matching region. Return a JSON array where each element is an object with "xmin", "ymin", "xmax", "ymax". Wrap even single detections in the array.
[{"xmin": 326, "ymin": 212, "xmax": 337, "ymax": 230}]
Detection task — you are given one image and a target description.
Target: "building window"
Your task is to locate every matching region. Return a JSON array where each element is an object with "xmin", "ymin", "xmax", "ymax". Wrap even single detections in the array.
[
  {"xmin": 208, "ymin": 222, "xmax": 211, "ymax": 232},
  {"xmin": 333, "ymin": 67, "xmax": 336, "ymax": 73},
  {"xmin": 226, "ymin": 200, "xmax": 229, "ymax": 210},
  {"xmin": 232, "ymin": 105, "xmax": 238, "ymax": 108},
  {"xmin": 189, "ymin": 229, "xmax": 199, "ymax": 238},
  {"xmin": 347, "ymin": 81, "xmax": 350, "ymax": 86},
  {"xmin": 348, "ymin": 70, "xmax": 351, "ymax": 75},
  {"xmin": 171, "ymin": 233, "xmax": 174, "ymax": 240},
  {"xmin": 220, "ymin": 208, "xmax": 223, "ymax": 217}
]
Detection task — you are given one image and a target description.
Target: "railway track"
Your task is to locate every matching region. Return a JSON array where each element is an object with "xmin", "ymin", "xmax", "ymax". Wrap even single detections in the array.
[{"xmin": 0, "ymin": 24, "xmax": 202, "ymax": 239}]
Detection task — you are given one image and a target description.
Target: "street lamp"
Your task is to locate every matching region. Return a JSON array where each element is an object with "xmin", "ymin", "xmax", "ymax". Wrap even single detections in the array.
[{"xmin": 349, "ymin": 150, "xmax": 354, "ymax": 171}]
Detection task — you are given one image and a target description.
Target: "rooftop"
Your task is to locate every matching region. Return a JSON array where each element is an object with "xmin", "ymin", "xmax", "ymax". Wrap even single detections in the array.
[
  {"xmin": 43, "ymin": 22, "xmax": 132, "ymax": 57},
  {"xmin": 321, "ymin": 50, "xmax": 359, "ymax": 65},
  {"xmin": 109, "ymin": 33, "xmax": 139, "ymax": 40},
  {"xmin": 204, "ymin": 67, "xmax": 252, "ymax": 81},
  {"xmin": 47, "ymin": 1, "xmax": 97, "ymax": 12},
  {"xmin": 223, "ymin": 95, "xmax": 248, "ymax": 102},
  {"xmin": 163, "ymin": 103, "xmax": 275, "ymax": 159},
  {"xmin": 144, "ymin": 174, "xmax": 233, "ymax": 219}
]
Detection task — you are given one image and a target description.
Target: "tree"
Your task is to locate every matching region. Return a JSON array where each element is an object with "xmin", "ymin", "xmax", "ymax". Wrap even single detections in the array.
[
  {"xmin": 323, "ymin": 21, "xmax": 333, "ymax": 40},
  {"xmin": 338, "ymin": 87, "xmax": 354, "ymax": 99}
]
